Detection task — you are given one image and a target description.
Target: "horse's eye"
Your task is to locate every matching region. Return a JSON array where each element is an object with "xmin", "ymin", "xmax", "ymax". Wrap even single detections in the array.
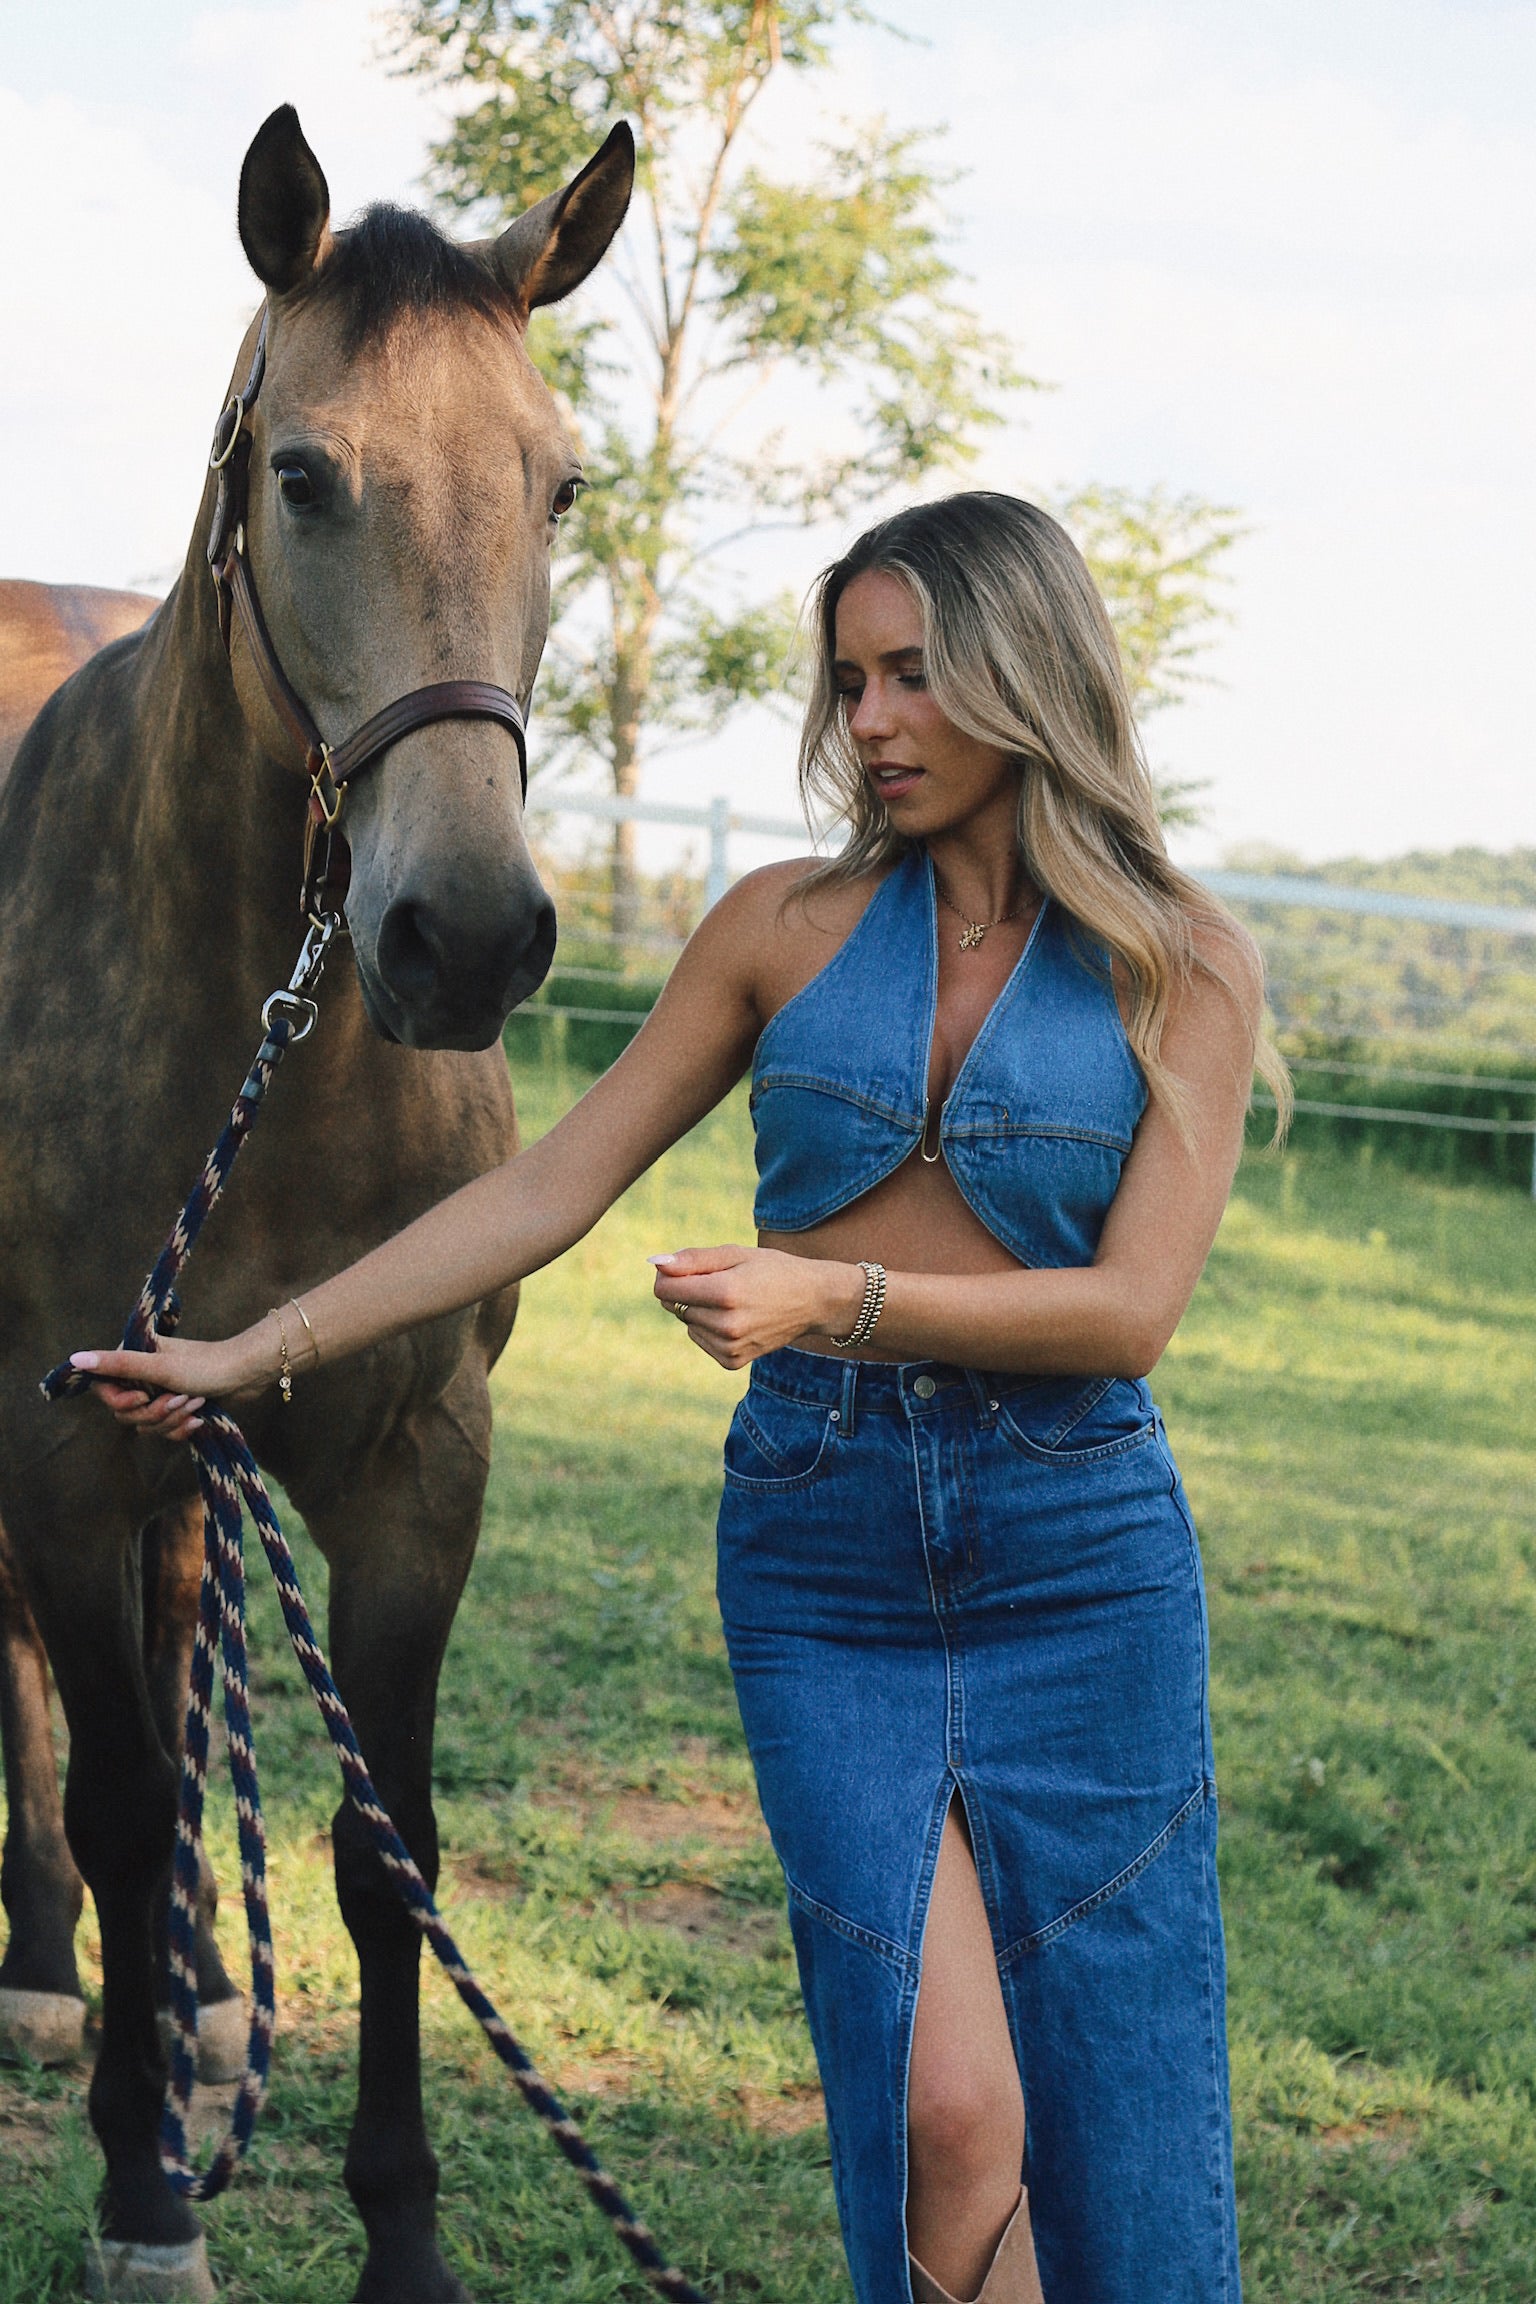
[
  {"xmin": 276, "ymin": 464, "xmax": 315, "ymax": 507},
  {"xmin": 550, "ymin": 478, "xmax": 582, "ymax": 520}
]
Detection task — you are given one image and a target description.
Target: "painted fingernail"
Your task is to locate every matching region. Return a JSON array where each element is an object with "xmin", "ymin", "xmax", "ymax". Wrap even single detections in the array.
[
  {"xmin": 647, "ymin": 1253, "xmax": 680, "ymax": 1267},
  {"xmin": 70, "ymin": 1352, "xmax": 100, "ymax": 1370}
]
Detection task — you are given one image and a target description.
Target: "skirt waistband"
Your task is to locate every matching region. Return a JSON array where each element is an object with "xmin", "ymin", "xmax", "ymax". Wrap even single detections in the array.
[{"xmin": 750, "ymin": 1343, "xmax": 1026, "ymax": 1420}]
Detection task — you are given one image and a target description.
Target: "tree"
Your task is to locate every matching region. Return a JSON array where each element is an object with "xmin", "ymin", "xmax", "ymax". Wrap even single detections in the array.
[
  {"xmin": 1052, "ymin": 484, "xmax": 1246, "ymax": 829},
  {"xmin": 395, "ymin": 1, "xmax": 1026, "ymax": 936}
]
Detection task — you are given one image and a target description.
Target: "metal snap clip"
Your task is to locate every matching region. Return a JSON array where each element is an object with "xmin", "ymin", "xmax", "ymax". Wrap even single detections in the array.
[
  {"xmin": 913, "ymin": 1374, "xmax": 937, "ymax": 1400},
  {"xmin": 260, "ymin": 989, "xmax": 320, "ymax": 1043}
]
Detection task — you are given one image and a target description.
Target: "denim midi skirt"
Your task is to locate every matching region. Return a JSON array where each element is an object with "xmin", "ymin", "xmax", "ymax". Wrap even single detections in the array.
[{"xmin": 716, "ymin": 1347, "xmax": 1240, "ymax": 2304}]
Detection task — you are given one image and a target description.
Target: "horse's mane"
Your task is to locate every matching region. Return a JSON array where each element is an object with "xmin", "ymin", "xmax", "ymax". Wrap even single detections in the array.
[{"xmin": 299, "ymin": 205, "xmax": 518, "ymax": 352}]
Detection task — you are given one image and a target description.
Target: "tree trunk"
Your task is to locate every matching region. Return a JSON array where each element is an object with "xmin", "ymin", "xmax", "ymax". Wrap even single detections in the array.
[
  {"xmin": 609, "ymin": 778, "xmax": 639, "ymax": 949},
  {"xmin": 608, "ymin": 607, "xmax": 654, "ymax": 956}
]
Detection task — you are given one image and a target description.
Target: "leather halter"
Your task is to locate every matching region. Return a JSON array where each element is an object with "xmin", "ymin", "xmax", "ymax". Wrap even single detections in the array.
[{"xmin": 206, "ymin": 310, "xmax": 529, "ymax": 917}]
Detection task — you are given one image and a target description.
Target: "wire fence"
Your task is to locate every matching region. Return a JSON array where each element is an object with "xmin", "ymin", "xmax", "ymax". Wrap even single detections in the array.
[{"xmin": 520, "ymin": 794, "xmax": 1536, "ymax": 1195}]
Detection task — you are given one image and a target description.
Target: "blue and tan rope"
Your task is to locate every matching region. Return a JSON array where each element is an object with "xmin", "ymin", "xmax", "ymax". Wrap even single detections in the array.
[{"xmin": 42, "ymin": 1012, "xmax": 712, "ymax": 2304}]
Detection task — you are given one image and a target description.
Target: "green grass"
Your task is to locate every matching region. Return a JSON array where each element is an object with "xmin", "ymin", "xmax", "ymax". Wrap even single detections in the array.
[{"xmin": 3, "ymin": 1062, "xmax": 1536, "ymax": 2299}]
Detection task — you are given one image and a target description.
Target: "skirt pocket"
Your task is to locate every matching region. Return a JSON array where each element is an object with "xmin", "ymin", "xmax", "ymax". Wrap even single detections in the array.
[
  {"xmin": 994, "ymin": 1375, "xmax": 1157, "ymax": 1464},
  {"xmin": 722, "ymin": 1384, "xmax": 840, "ymax": 1493}
]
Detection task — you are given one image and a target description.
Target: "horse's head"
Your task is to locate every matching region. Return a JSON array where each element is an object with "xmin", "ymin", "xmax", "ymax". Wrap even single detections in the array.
[{"xmin": 229, "ymin": 106, "xmax": 632, "ymax": 1051}]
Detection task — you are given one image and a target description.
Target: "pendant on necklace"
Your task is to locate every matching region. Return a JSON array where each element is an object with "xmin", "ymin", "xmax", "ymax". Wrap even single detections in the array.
[{"xmin": 958, "ymin": 921, "xmax": 988, "ymax": 951}]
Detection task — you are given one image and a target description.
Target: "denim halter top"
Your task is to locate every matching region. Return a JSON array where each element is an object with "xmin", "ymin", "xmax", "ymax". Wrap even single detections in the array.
[{"xmin": 750, "ymin": 846, "xmax": 1148, "ymax": 1268}]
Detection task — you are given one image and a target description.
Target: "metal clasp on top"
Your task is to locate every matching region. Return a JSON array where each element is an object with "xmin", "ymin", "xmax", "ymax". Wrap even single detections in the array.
[
  {"xmin": 310, "ymin": 745, "xmax": 346, "ymax": 829},
  {"xmin": 260, "ymin": 908, "xmax": 343, "ymax": 1043}
]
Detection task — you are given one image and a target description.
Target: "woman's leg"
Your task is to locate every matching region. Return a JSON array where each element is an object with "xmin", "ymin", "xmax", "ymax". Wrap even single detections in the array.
[{"xmin": 907, "ymin": 1802, "xmax": 1025, "ymax": 2298}]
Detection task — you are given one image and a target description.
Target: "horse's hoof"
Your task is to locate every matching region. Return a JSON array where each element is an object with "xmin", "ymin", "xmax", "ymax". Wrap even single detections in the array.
[
  {"xmin": 350, "ymin": 2257, "xmax": 471, "ymax": 2303},
  {"xmin": 156, "ymin": 1997, "xmax": 247, "ymax": 2085},
  {"xmin": 83, "ymin": 2235, "xmax": 216, "ymax": 2301},
  {"xmin": 0, "ymin": 1984, "xmax": 86, "ymax": 2066}
]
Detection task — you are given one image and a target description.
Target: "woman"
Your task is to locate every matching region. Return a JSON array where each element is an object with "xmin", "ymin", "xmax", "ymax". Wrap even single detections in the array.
[{"xmin": 78, "ymin": 492, "xmax": 1286, "ymax": 2304}]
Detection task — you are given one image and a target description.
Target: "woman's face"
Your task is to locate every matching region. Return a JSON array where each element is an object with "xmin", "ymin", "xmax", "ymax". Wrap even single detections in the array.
[{"xmin": 832, "ymin": 569, "xmax": 1020, "ymax": 841}]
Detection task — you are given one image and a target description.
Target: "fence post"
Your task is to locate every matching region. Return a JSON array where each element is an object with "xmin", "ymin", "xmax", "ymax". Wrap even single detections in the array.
[{"xmin": 705, "ymin": 794, "xmax": 732, "ymax": 912}]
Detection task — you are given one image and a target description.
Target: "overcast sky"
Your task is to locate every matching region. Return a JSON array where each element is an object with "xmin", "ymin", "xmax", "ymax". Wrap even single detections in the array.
[{"xmin": 3, "ymin": 0, "xmax": 1533, "ymax": 870}]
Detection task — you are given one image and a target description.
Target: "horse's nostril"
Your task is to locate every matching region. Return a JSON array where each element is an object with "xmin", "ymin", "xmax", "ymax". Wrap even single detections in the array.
[
  {"xmin": 376, "ymin": 898, "xmax": 443, "ymax": 1006},
  {"xmin": 375, "ymin": 886, "xmax": 557, "ymax": 1037}
]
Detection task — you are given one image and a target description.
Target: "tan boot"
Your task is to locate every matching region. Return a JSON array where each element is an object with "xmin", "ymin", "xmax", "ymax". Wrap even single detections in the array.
[{"xmin": 909, "ymin": 2188, "xmax": 1045, "ymax": 2304}]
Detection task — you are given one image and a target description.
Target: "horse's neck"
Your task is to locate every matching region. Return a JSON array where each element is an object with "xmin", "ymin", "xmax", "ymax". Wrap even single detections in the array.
[{"xmin": 134, "ymin": 519, "xmax": 308, "ymax": 1001}]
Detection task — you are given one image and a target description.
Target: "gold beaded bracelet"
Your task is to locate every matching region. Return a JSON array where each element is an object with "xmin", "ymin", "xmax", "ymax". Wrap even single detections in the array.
[
  {"xmin": 268, "ymin": 1298, "xmax": 320, "ymax": 1406},
  {"xmin": 269, "ymin": 1305, "xmax": 295, "ymax": 1404}
]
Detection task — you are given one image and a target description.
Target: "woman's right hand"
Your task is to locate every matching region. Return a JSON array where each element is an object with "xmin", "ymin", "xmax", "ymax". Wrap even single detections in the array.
[{"xmin": 70, "ymin": 1326, "xmax": 278, "ymax": 1443}]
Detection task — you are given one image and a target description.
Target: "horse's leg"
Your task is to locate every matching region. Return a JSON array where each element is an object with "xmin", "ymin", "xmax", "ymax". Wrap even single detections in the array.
[
  {"xmin": 302, "ymin": 1370, "xmax": 492, "ymax": 2304},
  {"xmin": 141, "ymin": 1499, "xmax": 246, "ymax": 2085},
  {"xmin": 19, "ymin": 1511, "xmax": 209, "ymax": 2285},
  {"xmin": 0, "ymin": 1513, "xmax": 88, "ymax": 2064}
]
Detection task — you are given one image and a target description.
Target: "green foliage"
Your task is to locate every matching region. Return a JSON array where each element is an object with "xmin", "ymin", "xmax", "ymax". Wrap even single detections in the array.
[
  {"xmin": 1254, "ymin": 1041, "xmax": 1536, "ymax": 1190},
  {"xmin": 1227, "ymin": 846, "xmax": 1536, "ymax": 1083},
  {"xmin": 1054, "ymin": 482, "xmax": 1247, "ymax": 718},
  {"xmin": 392, "ymin": 0, "xmax": 1026, "ymax": 924},
  {"xmin": 7, "ymin": 1087, "xmax": 1536, "ymax": 2295}
]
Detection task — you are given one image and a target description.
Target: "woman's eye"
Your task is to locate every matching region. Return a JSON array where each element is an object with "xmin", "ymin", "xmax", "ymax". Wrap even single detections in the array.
[
  {"xmin": 551, "ymin": 478, "xmax": 583, "ymax": 520},
  {"xmin": 836, "ymin": 685, "xmax": 863, "ymax": 706},
  {"xmin": 276, "ymin": 464, "xmax": 315, "ymax": 507}
]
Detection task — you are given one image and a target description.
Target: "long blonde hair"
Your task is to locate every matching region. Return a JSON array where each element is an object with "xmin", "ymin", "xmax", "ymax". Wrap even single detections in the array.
[{"xmin": 797, "ymin": 491, "xmax": 1291, "ymax": 1139}]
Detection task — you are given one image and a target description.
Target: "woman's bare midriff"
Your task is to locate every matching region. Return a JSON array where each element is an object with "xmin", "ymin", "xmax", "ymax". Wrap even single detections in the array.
[{"xmin": 759, "ymin": 1145, "xmax": 1027, "ymax": 1363}]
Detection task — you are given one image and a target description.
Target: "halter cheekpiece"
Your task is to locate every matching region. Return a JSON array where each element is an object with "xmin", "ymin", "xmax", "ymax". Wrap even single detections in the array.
[{"xmin": 206, "ymin": 309, "xmax": 529, "ymax": 919}]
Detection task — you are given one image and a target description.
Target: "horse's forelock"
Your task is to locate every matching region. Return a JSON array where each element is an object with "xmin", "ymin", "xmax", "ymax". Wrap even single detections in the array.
[{"xmin": 294, "ymin": 205, "xmax": 519, "ymax": 355}]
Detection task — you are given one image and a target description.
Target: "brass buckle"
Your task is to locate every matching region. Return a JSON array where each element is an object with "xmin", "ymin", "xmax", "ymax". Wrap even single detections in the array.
[
  {"xmin": 209, "ymin": 394, "xmax": 245, "ymax": 470},
  {"xmin": 310, "ymin": 745, "xmax": 346, "ymax": 828}
]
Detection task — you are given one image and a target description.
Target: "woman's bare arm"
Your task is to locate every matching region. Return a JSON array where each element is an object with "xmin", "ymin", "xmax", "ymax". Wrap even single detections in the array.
[
  {"xmin": 74, "ymin": 881, "xmax": 768, "ymax": 1413},
  {"xmin": 652, "ymin": 931, "xmax": 1263, "ymax": 1377}
]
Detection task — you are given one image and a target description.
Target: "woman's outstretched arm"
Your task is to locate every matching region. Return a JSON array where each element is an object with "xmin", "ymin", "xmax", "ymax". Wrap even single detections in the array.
[{"xmin": 73, "ymin": 888, "xmax": 766, "ymax": 1427}]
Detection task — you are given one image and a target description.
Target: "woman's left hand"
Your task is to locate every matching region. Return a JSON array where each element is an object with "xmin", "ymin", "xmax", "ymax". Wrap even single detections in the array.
[{"xmin": 650, "ymin": 1246, "xmax": 864, "ymax": 1370}]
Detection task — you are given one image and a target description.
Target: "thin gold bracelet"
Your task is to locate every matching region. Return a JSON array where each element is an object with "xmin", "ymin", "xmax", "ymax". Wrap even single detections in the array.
[{"xmin": 287, "ymin": 1296, "xmax": 319, "ymax": 1368}]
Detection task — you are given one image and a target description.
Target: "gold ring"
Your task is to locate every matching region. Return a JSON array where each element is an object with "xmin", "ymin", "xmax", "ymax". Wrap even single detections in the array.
[{"xmin": 672, "ymin": 1301, "xmax": 691, "ymax": 1320}]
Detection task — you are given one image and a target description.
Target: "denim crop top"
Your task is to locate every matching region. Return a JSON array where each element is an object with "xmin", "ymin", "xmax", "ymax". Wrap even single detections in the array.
[{"xmin": 750, "ymin": 846, "xmax": 1147, "ymax": 1268}]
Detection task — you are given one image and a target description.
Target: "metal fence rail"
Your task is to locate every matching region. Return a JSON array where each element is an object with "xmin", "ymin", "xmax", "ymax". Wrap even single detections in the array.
[{"xmin": 522, "ymin": 791, "xmax": 1536, "ymax": 1190}]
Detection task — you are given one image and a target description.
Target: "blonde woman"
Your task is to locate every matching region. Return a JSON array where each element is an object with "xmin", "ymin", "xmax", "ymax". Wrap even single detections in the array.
[{"xmin": 79, "ymin": 493, "xmax": 1284, "ymax": 2304}]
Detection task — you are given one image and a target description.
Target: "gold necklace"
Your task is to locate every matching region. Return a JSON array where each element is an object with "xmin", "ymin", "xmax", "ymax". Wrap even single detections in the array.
[{"xmin": 933, "ymin": 872, "xmax": 1026, "ymax": 951}]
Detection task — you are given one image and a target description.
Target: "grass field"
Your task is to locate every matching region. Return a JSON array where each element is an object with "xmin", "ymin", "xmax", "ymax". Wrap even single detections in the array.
[{"xmin": 3, "ymin": 1057, "xmax": 1536, "ymax": 2300}]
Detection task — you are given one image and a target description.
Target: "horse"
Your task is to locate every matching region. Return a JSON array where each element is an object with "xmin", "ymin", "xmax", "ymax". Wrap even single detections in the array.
[
  {"xmin": 0, "ymin": 583, "xmax": 186, "ymax": 2072},
  {"xmin": 0, "ymin": 583, "xmax": 258, "ymax": 2088},
  {"xmin": 0, "ymin": 101, "xmax": 633, "ymax": 2303},
  {"xmin": 0, "ymin": 583, "xmax": 160, "ymax": 767}
]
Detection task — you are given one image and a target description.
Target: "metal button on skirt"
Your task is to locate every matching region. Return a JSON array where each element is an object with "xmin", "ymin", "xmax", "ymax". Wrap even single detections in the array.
[{"xmin": 716, "ymin": 1346, "xmax": 1241, "ymax": 2304}]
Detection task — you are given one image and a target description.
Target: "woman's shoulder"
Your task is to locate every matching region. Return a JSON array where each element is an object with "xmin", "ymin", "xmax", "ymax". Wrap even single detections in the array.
[{"xmin": 694, "ymin": 853, "xmax": 898, "ymax": 1014}]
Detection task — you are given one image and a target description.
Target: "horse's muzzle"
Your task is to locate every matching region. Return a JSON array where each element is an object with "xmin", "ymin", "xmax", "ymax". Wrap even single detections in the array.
[{"xmin": 365, "ymin": 889, "xmax": 557, "ymax": 1050}]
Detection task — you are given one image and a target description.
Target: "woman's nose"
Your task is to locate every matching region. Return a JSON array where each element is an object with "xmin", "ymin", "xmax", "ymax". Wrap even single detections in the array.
[{"xmin": 848, "ymin": 680, "xmax": 894, "ymax": 741}]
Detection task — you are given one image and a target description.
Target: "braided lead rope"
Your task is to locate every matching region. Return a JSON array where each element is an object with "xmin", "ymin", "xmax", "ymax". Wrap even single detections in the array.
[{"xmin": 42, "ymin": 1009, "xmax": 713, "ymax": 2304}]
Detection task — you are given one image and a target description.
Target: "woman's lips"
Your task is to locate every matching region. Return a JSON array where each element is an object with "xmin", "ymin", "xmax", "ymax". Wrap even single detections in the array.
[{"xmin": 869, "ymin": 762, "xmax": 924, "ymax": 800}]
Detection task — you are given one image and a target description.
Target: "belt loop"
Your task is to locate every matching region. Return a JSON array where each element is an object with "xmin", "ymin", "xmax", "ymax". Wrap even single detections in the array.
[
  {"xmin": 839, "ymin": 1357, "xmax": 859, "ymax": 1440},
  {"xmin": 962, "ymin": 1367, "xmax": 996, "ymax": 1426}
]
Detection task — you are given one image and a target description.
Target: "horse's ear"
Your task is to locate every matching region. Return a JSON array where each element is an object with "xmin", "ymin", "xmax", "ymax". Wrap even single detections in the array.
[
  {"xmin": 238, "ymin": 105, "xmax": 333, "ymax": 295},
  {"xmin": 481, "ymin": 123, "xmax": 635, "ymax": 322}
]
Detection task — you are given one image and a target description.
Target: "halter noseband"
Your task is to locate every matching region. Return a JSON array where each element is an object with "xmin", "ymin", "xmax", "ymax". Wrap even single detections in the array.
[{"xmin": 206, "ymin": 310, "xmax": 529, "ymax": 918}]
